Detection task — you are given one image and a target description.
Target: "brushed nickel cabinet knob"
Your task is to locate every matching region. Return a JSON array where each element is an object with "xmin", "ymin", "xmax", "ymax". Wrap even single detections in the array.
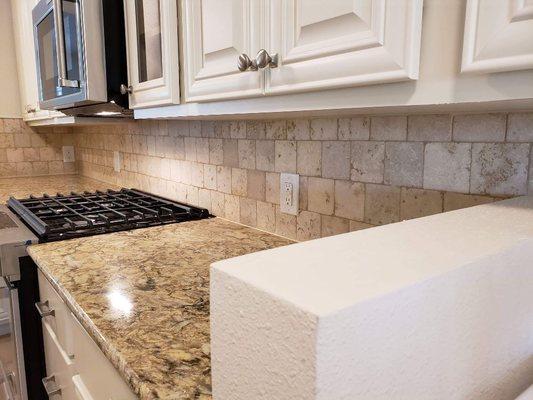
[
  {"xmin": 120, "ymin": 84, "xmax": 133, "ymax": 95},
  {"xmin": 255, "ymin": 49, "xmax": 278, "ymax": 69},
  {"xmin": 237, "ymin": 53, "xmax": 258, "ymax": 72}
]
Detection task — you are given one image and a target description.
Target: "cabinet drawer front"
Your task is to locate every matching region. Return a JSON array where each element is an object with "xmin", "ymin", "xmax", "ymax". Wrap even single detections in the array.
[
  {"xmin": 37, "ymin": 270, "xmax": 75, "ymax": 358},
  {"xmin": 70, "ymin": 314, "xmax": 137, "ymax": 400},
  {"xmin": 42, "ymin": 320, "xmax": 76, "ymax": 400}
]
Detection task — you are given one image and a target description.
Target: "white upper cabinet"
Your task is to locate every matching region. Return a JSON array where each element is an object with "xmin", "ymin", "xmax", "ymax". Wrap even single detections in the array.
[
  {"xmin": 462, "ymin": 0, "xmax": 533, "ymax": 73},
  {"xmin": 10, "ymin": 0, "xmax": 61, "ymax": 121},
  {"xmin": 124, "ymin": 0, "xmax": 180, "ymax": 108},
  {"xmin": 265, "ymin": 0, "xmax": 423, "ymax": 95},
  {"xmin": 180, "ymin": 0, "xmax": 264, "ymax": 102}
]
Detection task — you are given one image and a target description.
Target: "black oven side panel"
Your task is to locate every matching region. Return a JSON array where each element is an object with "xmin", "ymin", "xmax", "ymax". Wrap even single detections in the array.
[{"xmin": 18, "ymin": 256, "xmax": 48, "ymax": 400}]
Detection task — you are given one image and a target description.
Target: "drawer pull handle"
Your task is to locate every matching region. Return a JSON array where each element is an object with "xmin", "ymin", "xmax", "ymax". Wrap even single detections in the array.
[
  {"xmin": 42, "ymin": 374, "xmax": 61, "ymax": 397},
  {"xmin": 35, "ymin": 300, "xmax": 55, "ymax": 318}
]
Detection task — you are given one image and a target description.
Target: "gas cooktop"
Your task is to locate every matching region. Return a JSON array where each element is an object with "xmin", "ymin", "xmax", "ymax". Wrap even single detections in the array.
[{"xmin": 8, "ymin": 188, "xmax": 210, "ymax": 242}]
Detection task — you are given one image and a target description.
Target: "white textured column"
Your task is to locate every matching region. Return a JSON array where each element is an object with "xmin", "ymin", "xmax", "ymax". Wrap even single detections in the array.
[{"xmin": 211, "ymin": 197, "xmax": 533, "ymax": 400}]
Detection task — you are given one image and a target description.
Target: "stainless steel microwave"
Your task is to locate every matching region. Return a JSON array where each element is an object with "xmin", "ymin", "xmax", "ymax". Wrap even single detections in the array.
[{"xmin": 32, "ymin": 0, "xmax": 131, "ymax": 117}]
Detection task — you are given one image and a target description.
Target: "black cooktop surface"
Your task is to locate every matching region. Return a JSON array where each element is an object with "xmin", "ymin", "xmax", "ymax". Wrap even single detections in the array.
[{"xmin": 8, "ymin": 188, "xmax": 210, "ymax": 242}]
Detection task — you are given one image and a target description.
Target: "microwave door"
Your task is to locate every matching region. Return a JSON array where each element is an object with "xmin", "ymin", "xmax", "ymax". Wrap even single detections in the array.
[{"xmin": 33, "ymin": 0, "xmax": 107, "ymax": 111}]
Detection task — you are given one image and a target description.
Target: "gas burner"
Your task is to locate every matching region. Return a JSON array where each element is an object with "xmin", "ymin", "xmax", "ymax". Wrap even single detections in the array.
[{"xmin": 8, "ymin": 188, "xmax": 211, "ymax": 242}]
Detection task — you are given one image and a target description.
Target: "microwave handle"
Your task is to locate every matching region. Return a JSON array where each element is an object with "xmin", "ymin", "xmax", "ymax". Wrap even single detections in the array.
[{"xmin": 52, "ymin": 0, "xmax": 79, "ymax": 88}]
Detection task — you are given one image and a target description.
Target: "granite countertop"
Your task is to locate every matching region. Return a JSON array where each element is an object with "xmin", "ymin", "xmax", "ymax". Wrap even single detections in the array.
[
  {"xmin": 0, "ymin": 174, "xmax": 118, "ymax": 203},
  {"xmin": 28, "ymin": 218, "xmax": 293, "ymax": 399}
]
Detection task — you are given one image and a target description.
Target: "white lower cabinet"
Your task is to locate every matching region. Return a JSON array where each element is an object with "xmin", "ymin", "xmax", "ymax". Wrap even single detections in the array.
[{"xmin": 37, "ymin": 271, "xmax": 137, "ymax": 400}]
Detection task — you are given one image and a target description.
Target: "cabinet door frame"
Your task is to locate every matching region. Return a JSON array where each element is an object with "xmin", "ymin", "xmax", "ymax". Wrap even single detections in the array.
[
  {"xmin": 180, "ymin": 0, "xmax": 264, "ymax": 103},
  {"xmin": 124, "ymin": 0, "xmax": 180, "ymax": 109},
  {"xmin": 265, "ymin": 0, "xmax": 423, "ymax": 95},
  {"xmin": 461, "ymin": 0, "xmax": 533, "ymax": 73}
]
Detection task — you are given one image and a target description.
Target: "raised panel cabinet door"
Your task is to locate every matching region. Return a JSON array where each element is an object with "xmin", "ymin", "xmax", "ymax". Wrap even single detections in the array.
[
  {"xmin": 461, "ymin": 0, "xmax": 533, "ymax": 73},
  {"xmin": 124, "ymin": 0, "xmax": 180, "ymax": 108},
  {"xmin": 181, "ymin": 0, "xmax": 264, "ymax": 102},
  {"xmin": 265, "ymin": 0, "xmax": 423, "ymax": 95}
]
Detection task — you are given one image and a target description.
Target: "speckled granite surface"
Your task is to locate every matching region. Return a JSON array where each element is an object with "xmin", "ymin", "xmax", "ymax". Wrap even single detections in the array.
[
  {"xmin": 28, "ymin": 218, "xmax": 293, "ymax": 399},
  {"xmin": 0, "ymin": 175, "xmax": 118, "ymax": 203}
]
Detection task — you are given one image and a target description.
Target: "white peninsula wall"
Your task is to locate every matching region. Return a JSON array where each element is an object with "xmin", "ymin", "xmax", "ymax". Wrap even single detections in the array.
[{"xmin": 211, "ymin": 197, "xmax": 533, "ymax": 400}]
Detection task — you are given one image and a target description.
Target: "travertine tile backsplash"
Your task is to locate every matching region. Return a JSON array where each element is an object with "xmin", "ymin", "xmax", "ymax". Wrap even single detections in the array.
[
  {"xmin": 0, "ymin": 118, "xmax": 76, "ymax": 177},
  {"xmin": 73, "ymin": 112, "xmax": 533, "ymax": 240}
]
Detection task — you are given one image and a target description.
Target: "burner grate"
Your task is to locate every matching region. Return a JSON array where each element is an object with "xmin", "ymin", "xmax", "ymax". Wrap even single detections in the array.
[{"xmin": 8, "ymin": 188, "xmax": 210, "ymax": 242}]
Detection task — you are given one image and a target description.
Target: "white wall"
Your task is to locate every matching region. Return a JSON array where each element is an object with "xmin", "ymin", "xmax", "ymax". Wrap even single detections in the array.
[
  {"xmin": 211, "ymin": 197, "xmax": 533, "ymax": 399},
  {"xmin": 0, "ymin": 0, "xmax": 21, "ymax": 118}
]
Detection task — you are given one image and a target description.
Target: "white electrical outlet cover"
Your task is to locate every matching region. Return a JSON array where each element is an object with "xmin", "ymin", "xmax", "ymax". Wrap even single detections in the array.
[
  {"xmin": 280, "ymin": 173, "xmax": 299, "ymax": 215},
  {"xmin": 62, "ymin": 146, "xmax": 75, "ymax": 163}
]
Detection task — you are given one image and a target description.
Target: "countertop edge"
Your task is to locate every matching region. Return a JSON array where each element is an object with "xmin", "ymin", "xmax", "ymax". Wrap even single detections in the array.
[{"xmin": 27, "ymin": 247, "xmax": 146, "ymax": 398}]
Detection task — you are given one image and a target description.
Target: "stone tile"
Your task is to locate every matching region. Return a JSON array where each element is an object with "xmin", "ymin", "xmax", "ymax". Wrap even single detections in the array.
[
  {"xmin": 224, "ymin": 194, "xmax": 240, "ymax": 222},
  {"xmin": 0, "ymin": 134, "xmax": 14, "ymax": 148},
  {"xmin": 211, "ymin": 191, "xmax": 225, "ymax": 217},
  {"xmin": 190, "ymin": 162, "xmax": 204, "ymax": 187},
  {"xmin": 186, "ymin": 186, "xmax": 199, "ymax": 205},
  {"xmin": 287, "ymin": 119, "xmax": 310, "ymax": 140},
  {"xmin": 470, "ymin": 143, "xmax": 530, "ymax": 196},
  {"xmin": 14, "ymin": 132, "xmax": 32, "ymax": 148},
  {"xmin": 231, "ymin": 168, "xmax": 247, "ymax": 196},
  {"xmin": 507, "ymin": 113, "xmax": 533, "ymax": 142},
  {"xmin": 296, "ymin": 211, "xmax": 321, "ymax": 241},
  {"xmin": 407, "ymin": 114, "xmax": 452, "ymax": 142},
  {"xmin": 247, "ymin": 170, "xmax": 266, "ymax": 201},
  {"xmin": 424, "ymin": 143, "xmax": 471, "ymax": 192},
  {"xmin": 230, "ymin": 121, "xmax": 246, "ymax": 139},
  {"xmin": 23, "ymin": 148, "xmax": 40, "ymax": 161},
  {"xmin": 256, "ymin": 140, "xmax": 275, "ymax": 172},
  {"xmin": 364, "ymin": 184, "xmax": 400, "ymax": 225},
  {"xmin": 453, "ymin": 113, "xmax": 506, "ymax": 142},
  {"xmin": 275, "ymin": 206, "xmax": 297, "ymax": 240},
  {"xmin": 184, "ymin": 137, "xmax": 197, "ymax": 161},
  {"xmin": 223, "ymin": 139, "xmax": 239, "ymax": 167},
  {"xmin": 310, "ymin": 118, "xmax": 337, "ymax": 140},
  {"xmin": 321, "ymin": 215, "xmax": 350, "ymax": 237},
  {"xmin": 322, "ymin": 141, "xmax": 350, "ymax": 179},
  {"xmin": 195, "ymin": 138, "xmax": 210, "ymax": 163},
  {"xmin": 189, "ymin": 121, "xmax": 202, "ymax": 137},
  {"xmin": 400, "ymin": 188, "xmax": 443, "ymax": 220},
  {"xmin": 7, "ymin": 148, "xmax": 24, "ymax": 163},
  {"xmin": 299, "ymin": 176, "xmax": 308, "ymax": 211},
  {"xmin": 275, "ymin": 141, "xmax": 297, "ymax": 173},
  {"xmin": 257, "ymin": 201, "xmax": 276, "ymax": 232},
  {"xmin": 216, "ymin": 166, "xmax": 232, "ymax": 194},
  {"xmin": 308, "ymin": 177, "xmax": 334, "ymax": 215},
  {"xmin": 240, "ymin": 198, "xmax": 257, "ymax": 227},
  {"xmin": 209, "ymin": 139, "xmax": 223, "ymax": 165},
  {"xmin": 334, "ymin": 180, "xmax": 364, "ymax": 220},
  {"xmin": 350, "ymin": 141, "xmax": 385, "ymax": 183},
  {"xmin": 201, "ymin": 121, "xmax": 214, "ymax": 138},
  {"xmin": 349, "ymin": 220, "xmax": 374, "ymax": 231},
  {"xmin": 443, "ymin": 192, "xmax": 494, "ymax": 212},
  {"xmin": 297, "ymin": 141, "xmax": 321, "ymax": 177},
  {"xmin": 198, "ymin": 189, "xmax": 211, "ymax": 210},
  {"xmin": 266, "ymin": 172, "xmax": 280, "ymax": 204},
  {"xmin": 3, "ymin": 119, "xmax": 20, "ymax": 133},
  {"xmin": 265, "ymin": 120, "xmax": 287, "ymax": 140},
  {"xmin": 246, "ymin": 121, "xmax": 266, "ymax": 139},
  {"xmin": 338, "ymin": 117, "xmax": 370, "ymax": 140},
  {"xmin": 530, "ymin": 150, "xmax": 533, "ymax": 195},
  {"xmin": 238, "ymin": 139, "xmax": 256, "ymax": 169},
  {"xmin": 204, "ymin": 164, "xmax": 217, "ymax": 190},
  {"xmin": 384, "ymin": 142, "xmax": 424, "ymax": 187},
  {"xmin": 370, "ymin": 116, "xmax": 407, "ymax": 141},
  {"xmin": 168, "ymin": 120, "xmax": 189, "ymax": 137},
  {"xmin": 214, "ymin": 121, "xmax": 231, "ymax": 138}
]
